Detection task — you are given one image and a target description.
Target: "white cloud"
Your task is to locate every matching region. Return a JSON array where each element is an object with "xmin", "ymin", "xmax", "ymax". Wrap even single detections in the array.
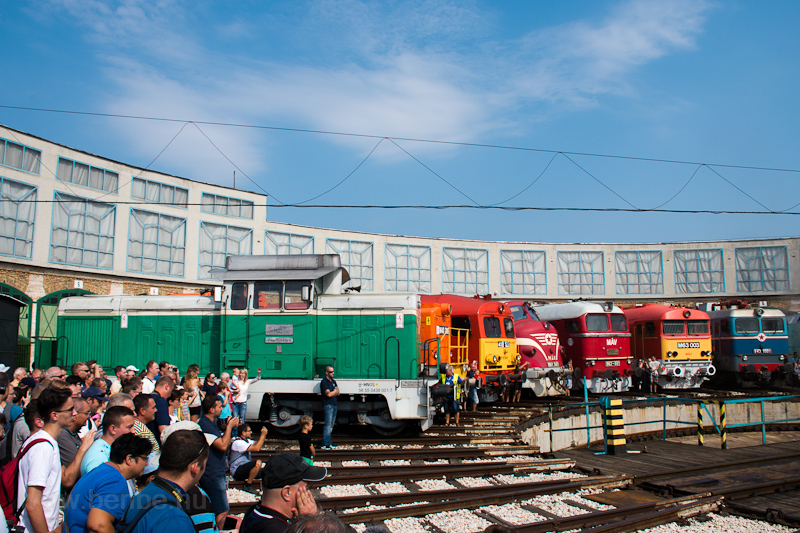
[{"xmin": 45, "ymin": 0, "xmax": 714, "ymax": 183}]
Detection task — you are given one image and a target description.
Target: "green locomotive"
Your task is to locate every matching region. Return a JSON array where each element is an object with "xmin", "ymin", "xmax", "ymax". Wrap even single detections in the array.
[{"xmin": 58, "ymin": 254, "xmax": 437, "ymax": 433}]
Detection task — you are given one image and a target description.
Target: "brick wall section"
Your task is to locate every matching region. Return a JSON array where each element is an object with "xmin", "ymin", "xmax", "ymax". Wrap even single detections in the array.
[{"xmin": 0, "ymin": 266, "xmax": 209, "ymax": 299}]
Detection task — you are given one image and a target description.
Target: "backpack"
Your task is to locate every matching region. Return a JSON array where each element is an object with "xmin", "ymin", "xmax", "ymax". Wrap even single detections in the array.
[
  {"xmin": 115, "ymin": 496, "xmax": 180, "ymax": 533},
  {"xmin": 0, "ymin": 437, "xmax": 53, "ymax": 526},
  {"xmin": 0, "ymin": 415, "xmax": 22, "ymax": 467}
]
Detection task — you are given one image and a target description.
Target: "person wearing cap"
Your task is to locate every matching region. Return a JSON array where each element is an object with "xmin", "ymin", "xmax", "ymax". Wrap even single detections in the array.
[
  {"xmin": 121, "ymin": 428, "xmax": 208, "ymax": 533},
  {"xmin": 126, "ymin": 365, "xmax": 140, "ymax": 379},
  {"xmin": 57, "ymin": 397, "xmax": 97, "ymax": 490},
  {"xmin": 80, "ymin": 406, "xmax": 135, "ymax": 476},
  {"xmin": 79, "ymin": 386, "xmax": 108, "ymax": 439},
  {"xmin": 65, "ymin": 433, "xmax": 151, "ymax": 533},
  {"xmin": 240, "ymin": 453, "xmax": 325, "ymax": 533}
]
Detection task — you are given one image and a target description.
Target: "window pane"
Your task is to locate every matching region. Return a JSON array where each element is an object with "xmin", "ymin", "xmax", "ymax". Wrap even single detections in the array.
[
  {"xmin": 662, "ymin": 321, "xmax": 685, "ymax": 335},
  {"xmin": 734, "ymin": 318, "xmax": 759, "ymax": 334},
  {"xmin": 254, "ymin": 282, "xmax": 281, "ymax": 309},
  {"xmin": 586, "ymin": 314, "xmax": 609, "ymax": 332},
  {"xmin": 687, "ymin": 321, "xmax": 709, "ymax": 335}
]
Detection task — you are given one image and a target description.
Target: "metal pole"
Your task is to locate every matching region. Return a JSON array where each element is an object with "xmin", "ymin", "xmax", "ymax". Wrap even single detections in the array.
[
  {"xmin": 584, "ymin": 378, "xmax": 590, "ymax": 448},
  {"xmin": 720, "ymin": 401, "xmax": 727, "ymax": 450},
  {"xmin": 761, "ymin": 400, "xmax": 766, "ymax": 444},
  {"xmin": 549, "ymin": 405, "xmax": 554, "ymax": 452},
  {"xmin": 697, "ymin": 401, "xmax": 704, "ymax": 447},
  {"xmin": 662, "ymin": 397, "xmax": 667, "ymax": 441}
]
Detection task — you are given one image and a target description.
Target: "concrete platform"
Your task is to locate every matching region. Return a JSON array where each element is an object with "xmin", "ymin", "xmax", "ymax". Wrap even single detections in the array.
[{"xmin": 554, "ymin": 432, "xmax": 800, "ymax": 525}]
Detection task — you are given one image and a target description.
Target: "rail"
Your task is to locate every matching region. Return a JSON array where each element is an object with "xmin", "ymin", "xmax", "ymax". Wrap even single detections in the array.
[{"xmin": 544, "ymin": 393, "xmax": 800, "ymax": 452}]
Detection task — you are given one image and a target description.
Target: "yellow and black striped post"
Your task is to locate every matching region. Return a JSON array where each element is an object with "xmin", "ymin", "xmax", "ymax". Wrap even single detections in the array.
[
  {"xmin": 697, "ymin": 401, "xmax": 704, "ymax": 447},
  {"xmin": 602, "ymin": 397, "xmax": 626, "ymax": 455},
  {"xmin": 720, "ymin": 401, "xmax": 727, "ymax": 449}
]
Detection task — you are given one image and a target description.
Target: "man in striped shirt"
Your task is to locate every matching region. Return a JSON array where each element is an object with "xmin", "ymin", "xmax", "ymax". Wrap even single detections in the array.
[{"xmin": 133, "ymin": 394, "xmax": 160, "ymax": 453}]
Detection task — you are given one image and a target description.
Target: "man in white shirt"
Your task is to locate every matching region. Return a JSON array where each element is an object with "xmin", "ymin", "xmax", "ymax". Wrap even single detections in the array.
[
  {"xmin": 18, "ymin": 386, "xmax": 74, "ymax": 533},
  {"xmin": 141, "ymin": 361, "xmax": 158, "ymax": 395}
]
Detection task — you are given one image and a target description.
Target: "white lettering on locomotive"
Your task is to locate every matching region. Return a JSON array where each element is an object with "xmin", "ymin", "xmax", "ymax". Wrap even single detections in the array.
[{"xmin": 606, "ymin": 338, "xmax": 618, "ymax": 346}]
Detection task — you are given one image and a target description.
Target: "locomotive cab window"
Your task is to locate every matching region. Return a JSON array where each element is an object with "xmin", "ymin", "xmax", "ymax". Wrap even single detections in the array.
[
  {"xmin": 254, "ymin": 282, "xmax": 281, "ymax": 309},
  {"xmin": 452, "ymin": 316, "xmax": 471, "ymax": 334},
  {"xmin": 734, "ymin": 317, "xmax": 759, "ymax": 335},
  {"xmin": 510, "ymin": 305, "xmax": 525, "ymax": 321},
  {"xmin": 762, "ymin": 318, "xmax": 785, "ymax": 334},
  {"xmin": 687, "ymin": 320, "xmax": 709, "ymax": 335},
  {"xmin": 503, "ymin": 318, "xmax": 515, "ymax": 338},
  {"xmin": 610, "ymin": 314, "xmax": 628, "ymax": 332},
  {"xmin": 230, "ymin": 282, "xmax": 248, "ymax": 310},
  {"xmin": 567, "ymin": 320, "xmax": 580, "ymax": 333},
  {"xmin": 644, "ymin": 322, "xmax": 656, "ymax": 337},
  {"xmin": 483, "ymin": 316, "xmax": 502, "ymax": 338},
  {"xmin": 662, "ymin": 321, "xmax": 685, "ymax": 335},
  {"xmin": 284, "ymin": 281, "xmax": 312, "ymax": 310},
  {"xmin": 720, "ymin": 320, "xmax": 730, "ymax": 334},
  {"xmin": 586, "ymin": 314, "xmax": 609, "ymax": 332}
]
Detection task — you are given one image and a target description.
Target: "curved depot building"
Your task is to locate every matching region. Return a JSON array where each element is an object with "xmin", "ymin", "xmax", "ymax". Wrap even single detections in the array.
[{"xmin": 0, "ymin": 125, "xmax": 797, "ymax": 367}]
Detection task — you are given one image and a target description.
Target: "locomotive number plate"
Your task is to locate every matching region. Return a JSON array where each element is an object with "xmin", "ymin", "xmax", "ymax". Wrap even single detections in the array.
[
  {"xmin": 753, "ymin": 348, "xmax": 772, "ymax": 354},
  {"xmin": 498, "ymin": 341, "xmax": 510, "ymax": 348},
  {"xmin": 606, "ymin": 360, "xmax": 621, "ymax": 366},
  {"xmin": 606, "ymin": 349, "xmax": 619, "ymax": 355},
  {"xmin": 677, "ymin": 342, "xmax": 700, "ymax": 349},
  {"xmin": 265, "ymin": 324, "xmax": 293, "ymax": 335}
]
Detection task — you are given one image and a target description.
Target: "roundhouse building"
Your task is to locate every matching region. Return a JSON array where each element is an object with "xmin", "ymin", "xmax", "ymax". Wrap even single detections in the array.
[{"xmin": 0, "ymin": 125, "xmax": 797, "ymax": 368}]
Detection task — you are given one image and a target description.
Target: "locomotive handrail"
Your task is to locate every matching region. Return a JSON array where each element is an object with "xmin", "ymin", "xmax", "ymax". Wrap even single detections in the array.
[
  {"xmin": 222, "ymin": 295, "xmax": 227, "ymax": 353},
  {"xmin": 246, "ymin": 294, "xmax": 251, "ymax": 356}
]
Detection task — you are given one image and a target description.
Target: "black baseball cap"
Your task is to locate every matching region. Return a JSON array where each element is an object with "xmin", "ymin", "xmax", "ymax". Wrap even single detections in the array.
[{"xmin": 262, "ymin": 453, "xmax": 327, "ymax": 489}]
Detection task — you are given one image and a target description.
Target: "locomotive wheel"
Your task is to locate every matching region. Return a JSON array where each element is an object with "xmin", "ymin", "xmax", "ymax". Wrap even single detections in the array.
[{"xmin": 372, "ymin": 421, "xmax": 408, "ymax": 437}]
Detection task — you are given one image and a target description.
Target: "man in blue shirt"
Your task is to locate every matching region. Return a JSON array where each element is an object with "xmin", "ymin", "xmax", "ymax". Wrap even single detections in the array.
[
  {"xmin": 319, "ymin": 366, "xmax": 339, "ymax": 450},
  {"xmin": 65, "ymin": 433, "xmax": 152, "ymax": 533},
  {"xmin": 198, "ymin": 394, "xmax": 240, "ymax": 529},
  {"xmin": 147, "ymin": 376, "xmax": 176, "ymax": 441},
  {"xmin": 81, "ymin": 406, "xmax": 136, "ymax": 476},
  {"xmin": 121, "ymin": 429, "xmax": 208, "ymax": 533}
]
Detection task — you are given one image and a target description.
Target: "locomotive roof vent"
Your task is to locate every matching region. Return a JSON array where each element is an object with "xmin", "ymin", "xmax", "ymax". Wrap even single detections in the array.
[{"xmin": 210, "ymin": 254, "xmax": 350, "ymax": 283}]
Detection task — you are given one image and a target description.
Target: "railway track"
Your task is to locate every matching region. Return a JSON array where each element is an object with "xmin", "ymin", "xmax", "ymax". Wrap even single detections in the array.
[{"xmin": 229, "ymin": 442, "xmax": 800, "ymax": 530}]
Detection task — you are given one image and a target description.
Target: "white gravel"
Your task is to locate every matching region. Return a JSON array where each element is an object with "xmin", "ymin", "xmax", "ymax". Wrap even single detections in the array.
[
  {"xmin": 521, "ymin": 491, "xmax": 600, "ymax": 517},
  {"xmin": 341, "ymin": 504, "xmax": 386, "ymax": 514},
  {"xmin": 381, "ymin": 459, "xmax": 411, "ymax": 466},
  {"xmin": 342, "ymin": 460, "xmax": 371, "ymax": 467},
  {"xmin": 423, "ymin": 459, "xmax": 448, "ymax": 465},
  {"xmin": 492, "ymin": 471, "xmax": 584, "ymax": 484},
  {"xmin": 319, "ymin": 484, "xmax": 370, "ymax": 497},
  {"xmin": 425, "ymin": 509, "xmax": 493, "ymax": 533},
  {"xmin": 227, "ymin": 488, "xmax": 259, "ymax": 503},
  {"xmin": 414, "ymin": 478, "xmax": 455, "ymax": 491},
  {"xmin": 371, "ymin": 482, "xmax": 410, "ymax": 494},
  {"xmin": 383, "ymin": 517, "xmax": 429, "ymax": 533},
  {"xmin": 639, "ymin": 513, "xmax": 793, "ymax": 532},
  {"xmin": 479, "ymin": 503, "xmax": 547, "ymax": 525},
  {"xmin": 456, "ymin": 476, "xmax": 496, "ymax": 487}
]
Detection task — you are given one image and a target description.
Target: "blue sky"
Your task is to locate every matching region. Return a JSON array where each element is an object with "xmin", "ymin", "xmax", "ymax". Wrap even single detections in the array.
[{"xmin": 1, "ymin": 0, "xmax": 798, "ymax": 243}]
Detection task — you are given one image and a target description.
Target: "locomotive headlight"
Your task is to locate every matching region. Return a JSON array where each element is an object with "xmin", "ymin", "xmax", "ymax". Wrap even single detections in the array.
[
  {"xmin": 627, "ymin": 359, "xmax": 632, "ymax": 365},
  {"xmin": 492, "ymin": 355, "xmax": 498, "ymax": 363},
  {"xmin": 780, "ymin": 355, "xmax": 786, "ymax": 361},
  {"xmin": 589, "ymin": 360, "xmax": 596, "ymax": 366},
  {"xmin": 742, "ymin": 355, "xmax": 748, "ymax": 361},
  {"xmin": 516, "ymin": 354, "xmax": 521, "ymax": 362}
]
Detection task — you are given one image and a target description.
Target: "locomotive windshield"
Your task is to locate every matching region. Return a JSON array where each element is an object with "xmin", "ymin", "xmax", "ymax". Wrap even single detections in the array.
[
  {"xmin": 609, "ymin": 314, "xmax": 628, "ymax": 332},
  {"xmin": 483, "ymin": 316, "xmax": 502, "ymax": 337},
  {"xmin": 586, "ymin": 314, "xmax": 609, "ymax": 332},
  {"xmin": 230, "ymin": 282, "xmax": 248, "ymax": 310},
  {"xmin": 504, "ymin": 318, "xmax": 515, "ymax": 338},
  {"xmin": 734, "ymin": 317, "xmax": 759, "ymax": 334},
  {"xmin": 253, "ymin": 281, "xmax": 312, "ymax": 310},
  {"xmin": 687, "ymin": 320, "xmax": 709, "ymax": 335},
  {"xmin": 662, "ymin": 321, "xmax": 685, "ymax": 335},
  {"xmin": 510, "ymin": 305, "xmax": 526, "ymax": 321},
  {"xmin": 762, "ymin": 318, "xmax": 785, "ymax": 334}
]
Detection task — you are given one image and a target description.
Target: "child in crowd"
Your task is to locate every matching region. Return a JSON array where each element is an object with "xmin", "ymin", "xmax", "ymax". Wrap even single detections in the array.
[{"xmin": 298, "ymin": 415, "xmax": 315, "ymax": 465}]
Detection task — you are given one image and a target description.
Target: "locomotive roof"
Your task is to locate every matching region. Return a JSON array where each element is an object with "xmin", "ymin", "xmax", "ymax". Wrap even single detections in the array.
[
  {"xmin": 707, "ymin": 307, "xmax": 786, "ymax": 319},
  {"xmin": 420, "ymin": 294, "xmax": 510, "ymax": 316},
  {"xmin": 532, "ymin": 301, "xmax": 624, "ymax": 321},
  {"xmin": 622, "ymin": 304, "xmax": 709, "ymax": 322},
  {"xmin": 210, "ymin": 254, "xmax": 350, "ymax": 282},
  {"xmin": 318, "ymin": 293, "xmax": 420, "ymax": 311},
  {"xmin": 59, "ymin": 294, "xmax": 218, "ymax": 313}
]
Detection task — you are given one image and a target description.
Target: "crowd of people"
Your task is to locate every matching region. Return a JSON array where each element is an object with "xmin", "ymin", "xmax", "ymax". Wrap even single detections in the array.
[{"xmin": 0, "ymin": 361, "xmax": 351, "ymax": 533}]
